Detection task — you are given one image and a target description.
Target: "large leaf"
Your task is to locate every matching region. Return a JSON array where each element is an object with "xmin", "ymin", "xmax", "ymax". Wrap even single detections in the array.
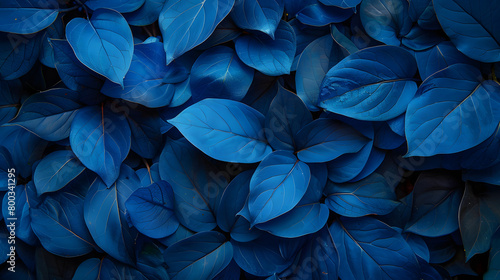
[
  {"xmin": 7, "ymin": 88, "xmax": 84, "ymax": 141},
  {"xmin": 434, "ymin": 0, "xmax": 500, "ymax": 63},
  {"xmin": 330, "ymin": 216, "xmax": 420, "ymax": 280},
  {"xmin": 319, "ymin": 46, "xmax": 418, "ymax": 121},
  {"xmin": 169, "ymin": 98, "xmax": 272, "ymax": 163},
  {"xmin": 235, "ymin": 20, "xmax": 296, "ymax": 76},
  {"xmin": 70, "ymin": 105, "xmax": 131, "ymax": 187},
  {"xmin": 230, "ymin": 0, "xmax": 284, "ymax": 38},
  {"xmin": 66, "ymin": 8, "xmax": 134, "ymax": 86},
  {"xmin": 84, "ymin": 0, "xmax": 145, "ymax": 13},
  {"xmin": 405, "ymin": 64, "xmax": 500, "ymax": 157},
  {"xmin": 159, "ymin": 0, "xmax": 235, "ymax": 64},
  {"xmin": 0, "ymin": 31, "xmax": 41, "ymax": 80},
  {"xmin": 0, "ymin": 0, "xmax": 59, "ymax": 34},
  {"xmin": 125, "ymin": 180, "xmax": 179, "ymax": 239},
  {"xmin": 164, "ymin": 231, "xmax": 233, "ymax": 280}
]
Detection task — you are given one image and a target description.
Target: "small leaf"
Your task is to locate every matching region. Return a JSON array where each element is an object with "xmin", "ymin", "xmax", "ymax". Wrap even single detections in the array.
[
  {"xmin": 230, "ymin": 0, "xmax": 284, "ymax": 38},
  {"xmin": 296, "ymin": 3, "xmax": 353, "ymax": 27}
]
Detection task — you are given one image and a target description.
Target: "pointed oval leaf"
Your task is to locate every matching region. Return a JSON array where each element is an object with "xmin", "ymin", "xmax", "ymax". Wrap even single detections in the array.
[
  {"xmin": 230, "ymin": 0, "xmax": 284, "ymax": 38},
  {"xmin": 296, "ymin": 3, "xmax": 353, "ymax": 27},
  {"xmin": 0, "ymin": 0, "xmax": 59, "ymax": 34},
  {"xmin": 217, "ymin": 170, "xmax": 253, "ymax": 232}
]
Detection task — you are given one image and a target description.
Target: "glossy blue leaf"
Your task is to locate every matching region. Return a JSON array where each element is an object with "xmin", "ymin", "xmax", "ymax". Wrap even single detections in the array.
[
  {"xmin": 70, "ymin": 105, "xmax": 131, "ymax": 187},
  {"xmin": 296, "ymin": 118, "xmax": 369, "ymax": 163},
  {"xmin": 159, "ymin": 0, "xmax": 235, "ymax": 64},
  {"xmin": 434, "ymin": 0, "xmax": 500, "ymax": 62},
  {"xmin": 459, "ymin": 182, "xmax": 500, "ymax": 261},
  {"xmin": 320, "ymin": 46, "xmax": 418, "ymax": 121},
  {"xmin": 485, "ymin": 230, "xmax": 500, "ymax": 279},
  {"xmin": 85, "ymin": 0, "xmax": 145, "ymax": 13},
  {"xmin": 39, "ymin": 15, "xmax": 63, "ymax": 68},
  {"xmin": 7, "ymin": 88, "xmax": 84, "ymax": 141},
  {"xmin": 190, "ymin": 46, "xmax": 254, "ymax": 102},
  {"xmin": 330, "ymin": 216, "xmax": 420, "ymax": 280},
  {"xmin": 230, "ymin": 0, "xmax": 284, "ymax": 38},
  {"xmin": 320, "ymin": 0, "xmax": 361, "ymax": 8},
  {"xmin": 244, "ymin": 151, "xmax": 310, "ymax": 226},
  {"xmin": 33, "ymin": 150, "xmax": 85, "ymax": 196},
  {"xmin": 235, "ymin": 20, "xmax": 296, "ymax": 76},
  {"xmin": 265, "ymin": 85, "xmax": 312, "ymax": 151},
  {"xmin": 66, "ymin": 8, "xmax": 134, "ymax": 86},
  {"xmin": 296, "ymin": 2, "xmax": 353, "ymax": 27},
  {"xmin": 124, "ymin": 0, "xmax": 167, "ymax": 26},
  {"xmin": 84, "ymin": 165, "xmax": 140, "ymax": 265},
  {"xmin": 127, "ymin": 107, "xmax": 162, "ymax": 159},
  {"xmin": 405, "ymin": 64, "xmax": 500, "ymax": 157},
  {"xmin": 359, "ymin": 0, "xmax": 412, "ymax": 46},
  {"xmin": 405, "ymin": 171, "xmax": 463, "ymax": 237},
  {"xmin": 159, "ymin": 138, "xmax": 227, "ymax": 232},
  {"xmin": 0, "ymin": 31, "xmax": 41, "ymax": 80},
  {"xmin": 169, "ymin": 98, "xmax": 272, "ymax": 163},
  {"xmin": 164, "ymin": 231, "xmax": 233, "ymax": 280},
  {"xmin": 126, "ymin": 180, "xmax": 179, "ymax": 239},
  {"xmin": 0, "ymin": 0, "xmax": 58, "ymax": 34},
  {"xmin": 0, "ymin": 80, "xmax": 22, "ymax": 125}
]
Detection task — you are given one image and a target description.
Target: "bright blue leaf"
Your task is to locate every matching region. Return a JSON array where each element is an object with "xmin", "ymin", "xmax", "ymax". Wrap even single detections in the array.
[
  {"xmin": 485, "ymin": 231, "xmax": 500, "ymax": 279},
  {"xmin": 39, "ymin": 15, "xmax": 63, "ymax": 68},
  {"xmin": 126, "ymin": 180, "xmax": 179, "ymax": 239},
  {"xmin": 85, "ymin": 0, "xmax": 145, "ymax": 13},
  {"xmin": 66, "ymin": 8, "xmax": 134, "ymax": 86},
  {"xmin": 330, "ymin": 216, "xmax": 420, "ymax": 280},
  {"xmin": 235, "ymin": 20, "xmax": 296, "ymax": 76},
  {"xmin": 190, "ymin": 46, "xmax": 254, "ymax": 102},
  {"xmin": 405, "ymin": 64, "xmax": 500, "ymax": 157},
  {"xmin": 159, "ymin": 0, "xmax": 235, "ymax": 64},
  {"xmin": 0, "ymin": 80, "xmax": 22, "ymax": 125},
  {"xmin": 434, "ymin": 0, "xmax": 500, "ymax": 62},
  {"xmin": 296, "ymin": 2, "xmax": 353, "ymax": 27},
  {"xmin": 230, "ymin": 0, "xmax": 284, "ymax": 38},
  {"xmin": 70, "ymin": 105, "xmax": 131, "ymax": 187},
  {"xmin": 0, "ymin": 31, "xmax": 41, "ymax": 80},
  {"xmin": 169, "ymin": 98, "xmax": 272, "ymax": 163},
  {"xmin": 0, "ymin": 0, "xmax": 58, "ymax": 34},
  {"xmin": 164, "ymin": 231, "xmax": 233, "ymax": 280},
  {"xmin": 127, "ymin": 107, "xmax": 162, "ymax": 159},
  {"xmin": 320, "ymin": 0, "xmax": 361, "ymax": 8},
  {"xmin": 124, "ymin": 0, "xmax": 167, "ymax": 26},
  {"xmin": 320, "ymin": 46, "xmax": 418, "ymax": 121}
]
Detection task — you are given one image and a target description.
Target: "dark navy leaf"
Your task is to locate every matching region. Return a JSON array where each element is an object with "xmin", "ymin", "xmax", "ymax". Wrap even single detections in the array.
[
  {"xmin": 217, "ymin": 169, "xmax": 252, "ymax": 232},
  {"xmin": 0, "ymin": 31, "xmax": 41, "ymax": 80},
  {"xmin": 348, "ymin": 146, "xmax": 385, "ymax": 182},
  {"xmin": 230, "ymin": 0, "xmax": 284, "ymax": 38},
  {"xmin": 0, "ymin": 80, "xmax": 22, "ymax": 125},
  {"xmin": 401, "ymin": 26, "xmax": 444, "ymax": 51},
  {"xmin": 127, "ymin": 107, "xmax": 162, "ymax": 159},
  {"xmin": 296, "ymin": 2, "xmax": 353, "ymax": 27},
  {"xmin": 164, "ymin": 231, "xmax": 233, "ymax": 280},
  {"xmin": 85, "ymin": 0, "xmax": 145, "ymax": 13},
  {"xmin": 73, "ymin": 257, "xmax": 146, "ymax": 280},
  {"xmin": 235, "ymin": 20, "xmax": 296, "ymax": 76},
  {"xmin": 434, "ymin": 0, "xmax": 500, "ymax": 62},
  {"xmin": 39, "ymin": 15, "xmax": 63, "ymax": 68},
  {"xmin": 405, "ymin": 171, "xmax": 463, "ymax": 237},
  {"xmin": 320, "ymin": 46, "xmax": 418, "ymax": 121},
  {"xmin": 320, "ymin": 0, "xmax": 361, "ymax": 8},
  {"xmin": 124, "ymin": 0, "xmax": 167, "ymax": 26},
  {"xmin": 405, "ymin": 64, "xmax": 500, "ymax": 157},
  {"xmin": 214, "ymin": 260, "xmax": 241, "ymax": 280},
  {"xmin": 70, "ymin": 105, "xmax": 131, "ymax": 187},
  {"xmin": 485, "ymin": 230, "xmax": 500, "ymax": 279},
  {"xmin": 459, "ymin": 182, "xmax": 500, "ymax": 261},
  {"xmin": 232, "ymin": 200, "xmax": 263, "ymax": 242},
  {"xmin": 126, "ymin": 180, "xmax": 179, "ymax": 239},
  {"xmin": 0, "ymin": 0, "xmax": 58, "ymax": 34},
  {"xmin": 408, "ymin": 0, "xmax": 440, "ymax": 31},
  {"xmin": 169, "ymin": 98, "xmax": 272, "ymax": 163},
  {"xmin": 159, "ymin": 0, "xmax": 234, "ymax": 64},
  {"xmin": 0, "ymin": 147, "xmax": 13, "ymax": 191},
  {"xmin": 405, "ymin": 233, "xmax": 430, "ymax": 263},
  {"xmin": 283, "ymin": 0, "xmax": 316, "ymax": 17},
  {"xmin": 196, "ymin": 17, "xmax": 242, "ymax": 50},
  {"xmin": 359, "ymin": 0, "xmax": 412, "ymax": 46},
  {"xmin": 241, "ymin": 73, "xmax": 279, "ymax": 115},
  {"xmin": 66, "ymin": 8, "xmax": 134, "ymax": 86},
  {"xmin": 373, "ymin": 121, "xmax": 405, "ymax": 150},
  {"xmin": 330, "ymin": 24, "xmax": 359, "ymax": 55},
  {"xmin": 379, "ymin": 192, "xmax": 413, "ymax": 229},
  {"xmin": 159, "ymin": 223, "xmax": 195, "ymax": 247},
  {"xmin": 2, "ymin": 184, "xmax": 37, "ymax": 245},
  {"xmin": 190, "ymin": 46, "xmax": 254, "ymax": 102},
  {"xmin": 296, "ymin": 118, "xmax": 369, "ymax": 163},
  {"xmin": 330, "ymin": 216, "xmax": 420, "ymax": 280},
  {"xmin": 8, "ymin": 88, "xmax": 84, "ymax": 141},
  {"xmin": 424, "ymin": 235, "xmax": 456, "ymax": 264},
  {"xmin": 265, "ymin": 85, "xmax": 312, "ymax": 151}
]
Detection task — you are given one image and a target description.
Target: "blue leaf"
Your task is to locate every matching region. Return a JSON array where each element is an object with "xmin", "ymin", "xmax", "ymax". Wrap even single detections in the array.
[
  {"xmin": 320, "ymin": 0, "xmax": 361, "ymax": 8},
  {"xmin": 101, "ymin": 42, "xmax": 176, "ymax": 108},
  {"xmin": 235, "ymin": 20, "xmax": 296, "ymax": 76},
  {"xmin": 405, "ymin": 171, "xmax": 463, "ymax": 237},
  {"xmin": 232, "ymin": 201, "xmax": 263, "ymax": 242},
  {"xmin": 348, "ymin": 146, "xmax": 385, "ymax": 182},
  {"xmin": 0, "ymin": 31, "xmax": 42, "ymax": 80},
  {"xmin": 85, "ymin": 0, "xmax": 145, "ymax": 13},
  {"xmin": 379, "ymin": 192, "xmax": 413, "ymax": 229},
  {"xmin": 359, "ymin": 0, "xmax": 412, "ymax": 46},
  {"xmin": 136, "ymin": 163, "xmax": 160, "ymax": 187},
  {"xmin": 296, "ymin": 2, "xmax": 353, "ymax": 27},
  {"xmin": 244, "ymin": 151, "xmax": 310, "ymax": 226},
  {"xmin": 159, "ymin": 0, "xmax": 235, "ymax": 64},
  {"xmin": 127, "ymin": 107, "xmax": 162, "ymax": 159},
  {"xmin": 124, "ymin": 0, "xmax": 167, "ymax": 26},
  {"xmin": 70, "ymin": 105, "xmax": 131, "ymax": 187},
  {"xmin": 408, "ymin": 0, "xmax": 440, "ymax": 31},
  {"xmin": 3, "ymin": 184, "xmax": 37, "ymax": 245},
  {"xmin": 0, "ymin": 0, "xmax": 59, "ymax": 34},
  {"xmin": 373, "ymin": 121, "xmax": 406, "ymax": 150},
  {"xmin": 241, "ymin": 73, "xmax": 279, "ymax": 115},
  {"xmin": 459, "ymin": 182, "xmax": 500, "ymax": 261},
  {"xmin": 424, "ymin": 235, "xmax": 456, "ymax": 264},
  {"xmin": 0, "ymin": 148, "xmax": 13, "ymax": 192},
  {"xmin": 159, "ymin": 138, "xmax": 227, "ymax": 232},
  {"xmin": 296, "ymin": 34, "xmax": 344, "ymax": 111},
  {"xmin": 401, "ymin": 26, "xmax": 445, "ymax": 51},
  {"xmin": 33, "ymin": 150, "xmax": 85, "ymax": 196},
  {"xmin": 39, "ymin": 15, "xmax": 64, "ymax": 68},
  {"xmin": 73, "ymin": 257, "xmax": 146, "ymax": 280},
  {"xmin": 169, "ymin": 98, "xmax": 272, "ymax": 163},
  {"xmin": 405, "ymin": 233, "xmax": 430, "ymax": 263},
  {"xmin": 84, "ymin": 165, "xmax": 140, "ymax": 265},
  {"xmin": 325, "ymin": 172, "xmax": 399, "ymax": 217},
  {"xmin": 196, "ymin": 17, "xmax": 242, "ymax": 50},
  {"xmin": 405, "ymin": 64, "xmax": 500, "ymax": 157},
  {"xmin": 190, "ymin": 46, "xmax": 254, "ymax": 102},
  {"xmin": 485, "ymin": 230, "xmax": 500, "ymax": 279},
  {"xmin": 8, "ymin": 88, "xmax": 84, "ymax": 141},
  {"xmin": 158, "ymin": 223, "xmax": 195, "ymax": 247},
  {"xmin": 330, "ymin": 216, "xmax": 420, "ymax": 280},
  {"xmin": 217, "ymin": 169, "xmax": 252, "ymax": 232},
  {"xmin": 126, "ymin": 180, "xmax": 179, "ymax": 239},
  {"xmin": 164, "ymin": 231, "xmax": 233, "ymax": 280},
  {"xmin": 66, "ymin": 8, "xmax": 134, "ymax": 86},
  {"xmin": 283, "ymin": 0, "xmax": 316, "ymax": 17},
  {"xmin": 266, "ymin": 85, "xmax": 312, "ymax": 151},
  {"xmin": 230, "ymin": 0, "xmax": 284, "ymax": 38},
  {"xmin": 330, "ymin": 24, "xmax": 359, "ymax": 55},
  {"xmin": 50, "ymin": 39, "xmax": 104, "ymax": 92},
  {"xmin": 296, "ymin": 118, "xmax": 369, "ymax": 163},
  {"xmin": 0, "ymin": 80, "xmax": 22, "ymax": 125},
  {"xmin": 320, "ymin": 46, "xmax": 418, "ymax": 121},
  {"xmin": 433, "ymin": 0, "xmax": 500, "ymax": 62}
]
